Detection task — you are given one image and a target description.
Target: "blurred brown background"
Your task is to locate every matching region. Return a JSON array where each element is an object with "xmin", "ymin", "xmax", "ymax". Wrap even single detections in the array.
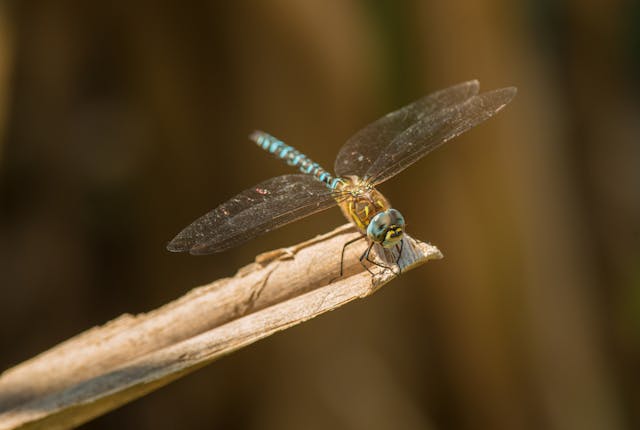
[{"xmin": 0, "ymin": 1, "xmax": 638, "ymax": 429}]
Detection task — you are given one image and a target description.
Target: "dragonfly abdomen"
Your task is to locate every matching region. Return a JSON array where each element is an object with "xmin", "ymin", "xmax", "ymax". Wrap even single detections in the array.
[{"xmin": 250, "ymin": 131, "xmax": 343, "ymax": 190}]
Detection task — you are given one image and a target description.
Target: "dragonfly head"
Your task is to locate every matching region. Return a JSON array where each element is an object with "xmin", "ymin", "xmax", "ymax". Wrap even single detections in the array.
[{"xmin": 367, "ymin": 208, "xmax": 405, "ymax": 248}]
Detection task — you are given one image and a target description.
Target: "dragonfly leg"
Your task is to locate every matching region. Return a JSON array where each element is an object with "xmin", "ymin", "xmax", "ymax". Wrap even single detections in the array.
[
  {"xmin": 333, "ymin": 235, "xmax": 367, "ymax": 281},
  {"xmin": 394, "ymin": 239, "xmax": 404, "ymax": 274},
  {"xmin": 359, "ymin": 242, "xmax": 378, "ymax": 276},
  {"xmin": 333, "ymin": 236, "xmax": 401, "ymax": 281},
  {"xmin": 361, "ymin": 242, "xmax": 401, "ymax": 276}
]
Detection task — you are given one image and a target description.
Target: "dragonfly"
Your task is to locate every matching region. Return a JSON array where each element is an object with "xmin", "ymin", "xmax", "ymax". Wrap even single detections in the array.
[{"xmin": 167, "ymin": 80, "xmax": 516, "ymax": 275}]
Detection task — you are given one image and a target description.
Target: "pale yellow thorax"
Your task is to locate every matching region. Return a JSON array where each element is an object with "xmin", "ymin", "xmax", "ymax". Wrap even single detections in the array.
[{"xmin": 334, "ymin": 176, "xmax": 391, "ymax": 234}]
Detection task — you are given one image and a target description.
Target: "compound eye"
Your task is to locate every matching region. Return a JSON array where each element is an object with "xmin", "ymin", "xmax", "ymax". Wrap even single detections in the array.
[
  {"xmin": 388, "ymin": 208, "xmax": 405, "ymax": 227},
  {"xmin": 367, "ymin": 212, "xmax": 391, "ymax": 242}
]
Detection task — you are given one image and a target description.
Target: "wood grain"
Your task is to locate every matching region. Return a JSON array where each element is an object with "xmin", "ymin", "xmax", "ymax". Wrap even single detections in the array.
[{"xmin": 0, "ymin": 224, "xmax": 441, "ymax": 430}]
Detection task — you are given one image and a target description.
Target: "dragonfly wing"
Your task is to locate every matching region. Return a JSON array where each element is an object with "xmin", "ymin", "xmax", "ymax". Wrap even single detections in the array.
[
  {"xmin": 334, "ymin": 80, "xmax": 480, "ymax": 178},
  {"xmin": 167, "ymin": 174, "xmax": 338, "ymax": 255},
  {"xmin": 366, "ymin": 86, "xmax": 517, "ymax": 185}
]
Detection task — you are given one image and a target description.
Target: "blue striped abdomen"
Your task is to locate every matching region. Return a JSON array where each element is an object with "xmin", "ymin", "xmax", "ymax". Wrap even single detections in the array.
[{"xmin": 250, "ymin": 131, "xmax": 343, "ymax": 190}]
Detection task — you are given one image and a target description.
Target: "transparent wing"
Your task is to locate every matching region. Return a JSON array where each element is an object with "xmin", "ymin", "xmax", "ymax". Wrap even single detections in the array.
[
  {"xmin": 334, "ymin": 80, "xmax": 480, "ymax": 177},
  {"xmin": 366, "ymin": 87, "xmax": 517, "ymax": 185},
  {"xmin": 167, "ymin": 174, "xmax": 338, "ymax": 255}
]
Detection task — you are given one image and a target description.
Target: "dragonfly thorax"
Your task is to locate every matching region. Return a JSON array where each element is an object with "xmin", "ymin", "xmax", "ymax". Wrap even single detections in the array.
[{"xmin": 335, "ymin": 176, "xmax": 405, "ymax": 247}]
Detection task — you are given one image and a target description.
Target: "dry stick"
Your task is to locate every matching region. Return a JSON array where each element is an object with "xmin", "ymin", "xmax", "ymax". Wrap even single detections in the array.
[{"xmin": 0, "ymin": 224, "xmax": 442, "ymax": 430}]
